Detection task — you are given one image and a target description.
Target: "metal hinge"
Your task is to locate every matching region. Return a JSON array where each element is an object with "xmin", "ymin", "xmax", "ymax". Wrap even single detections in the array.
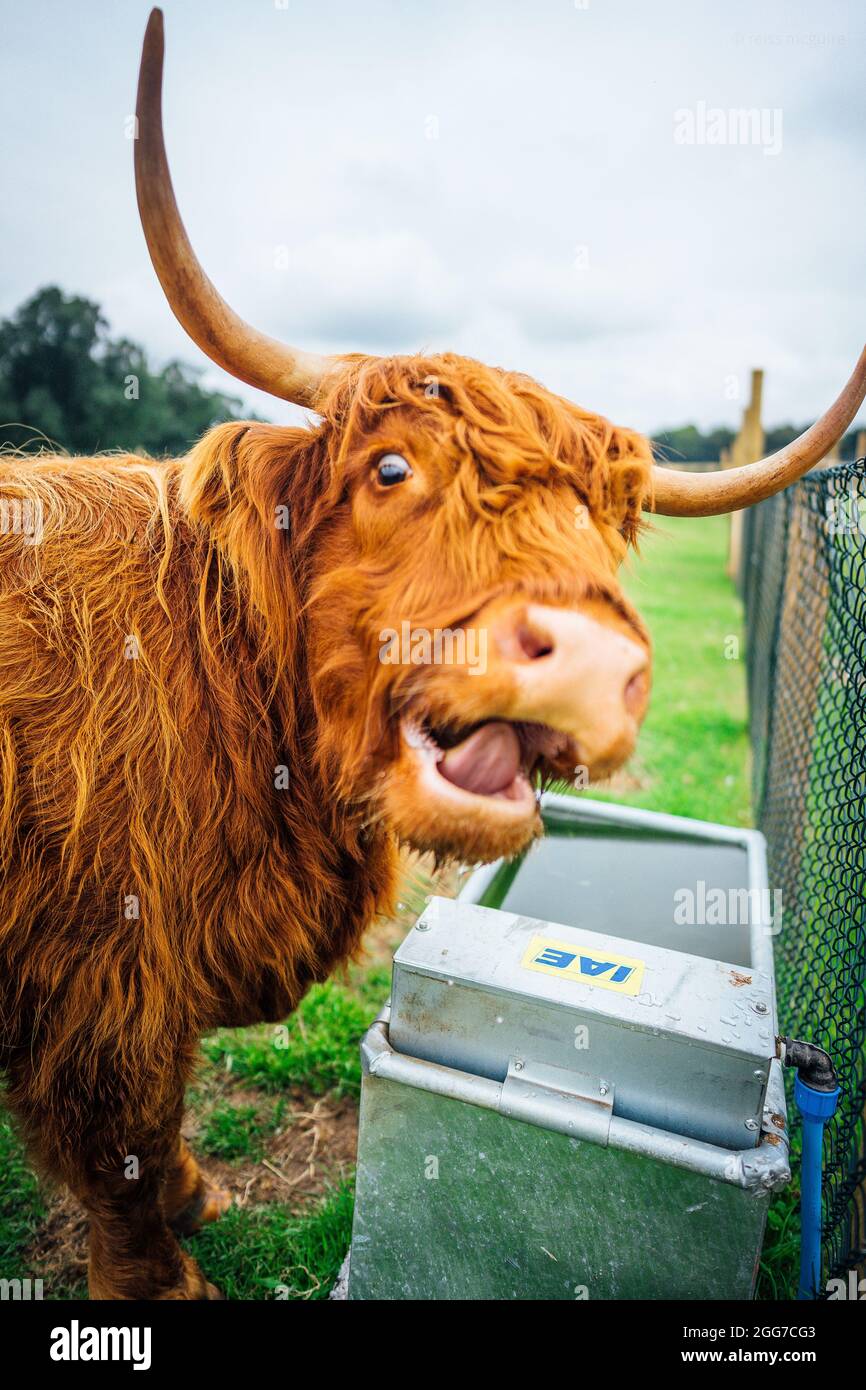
[{"xmin": 499, "ymin": 1057, "xmax": 613, "ymax": 1145}]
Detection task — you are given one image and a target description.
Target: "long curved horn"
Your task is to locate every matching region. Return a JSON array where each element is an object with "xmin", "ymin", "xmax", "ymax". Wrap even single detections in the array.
[
  {"xmin": 135, "ymin": 9, "xmax": 342, "ymax": 408},
  {"xmin": 650, "ymin": 347, "xmax": 866, "ymax": 517}
]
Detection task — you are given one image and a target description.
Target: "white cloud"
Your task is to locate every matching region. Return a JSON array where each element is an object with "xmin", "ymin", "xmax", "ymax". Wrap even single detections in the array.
[{"xmin": 0, "ymin": 0, "xmax": 862, "ymax": 435}]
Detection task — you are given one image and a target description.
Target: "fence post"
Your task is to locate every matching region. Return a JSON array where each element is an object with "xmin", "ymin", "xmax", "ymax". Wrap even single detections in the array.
[{"xmin": 727, "ymin": 369, "xmax": 765, "ymax": 580}]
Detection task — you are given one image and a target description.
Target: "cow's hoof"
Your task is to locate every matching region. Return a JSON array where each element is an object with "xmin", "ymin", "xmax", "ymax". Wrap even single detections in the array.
[
  {"xmin": 158, "ymin": 1252, "xmax": 224, "ymax": 1300},
  {"xmin": 89, "ymin": 1251, "xmax": 224, "ymax": 1300},
  {"xmin": 169, "ymin": 1182, "xmax": 232, "ymax": 1236}
]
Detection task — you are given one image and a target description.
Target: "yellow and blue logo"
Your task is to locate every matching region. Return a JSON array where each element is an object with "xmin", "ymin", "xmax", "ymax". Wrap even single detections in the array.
[{"xmin": 521, "ymin": 934, "xmax": 645, "ymax": 996}]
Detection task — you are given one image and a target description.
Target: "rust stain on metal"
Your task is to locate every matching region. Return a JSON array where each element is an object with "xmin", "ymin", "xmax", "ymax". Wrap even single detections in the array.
[
  {"xmin": 763, "ymin": 1132, "xmax": 782, "ymax": 1146},
  {"xmin": 770, "ymin": 1113, "xmax": 786, "ymax": 1130},
  {"xmin": 729, "ymin": 970, "xmax": 753, "ymax": 987}
]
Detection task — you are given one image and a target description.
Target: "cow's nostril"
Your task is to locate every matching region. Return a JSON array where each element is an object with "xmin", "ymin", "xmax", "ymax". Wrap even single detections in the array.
[
  {"xmin": 516, "ymin": 621, "xmax": 554, "ymax": 661},
  {"xmin": 624, "ymin": 669, "xmax": 649, "ymax": 715}
]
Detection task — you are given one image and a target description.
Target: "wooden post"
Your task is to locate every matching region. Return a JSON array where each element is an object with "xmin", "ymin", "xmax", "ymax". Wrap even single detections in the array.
[{"xmin": 727, "ymin": 369, "xmax": 764, "ymax": 580}]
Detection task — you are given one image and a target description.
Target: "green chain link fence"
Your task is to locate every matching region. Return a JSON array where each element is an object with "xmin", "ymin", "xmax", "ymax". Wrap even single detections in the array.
[{"xmin": 739, "ymin": 458, "xmax": 866, "ymax": 1288}]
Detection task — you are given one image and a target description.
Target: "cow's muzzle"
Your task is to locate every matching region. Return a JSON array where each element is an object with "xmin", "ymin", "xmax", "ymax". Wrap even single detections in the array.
[
  {"xmin": 394, "ymin": 597, "xmax": 650, "ymax": 850},
  {"xmin": 479, "ymin": 598, "xmax": 650, "ymax": 776}
]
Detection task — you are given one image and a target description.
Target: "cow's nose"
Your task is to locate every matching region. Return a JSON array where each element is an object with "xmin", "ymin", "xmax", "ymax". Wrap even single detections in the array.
[{"xmin": 487, "ymin": 601, "xmax": 650, "ymax": 765}]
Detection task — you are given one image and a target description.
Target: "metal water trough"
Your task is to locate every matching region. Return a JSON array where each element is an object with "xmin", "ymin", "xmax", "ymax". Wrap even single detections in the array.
[{"xmin": 347, "ymin": 794, "xmax": 790, "ymax": 1300}]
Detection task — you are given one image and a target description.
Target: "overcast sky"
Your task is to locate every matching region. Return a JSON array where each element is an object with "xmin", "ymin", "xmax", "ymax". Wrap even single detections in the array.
[{"xmin": 1, "ymin": 0, "xmax": 863, "ymax": 434}]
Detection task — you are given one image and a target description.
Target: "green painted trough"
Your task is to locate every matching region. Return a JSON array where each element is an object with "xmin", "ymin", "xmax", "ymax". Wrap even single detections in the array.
[{"xmin": 346, "ymin": 793, "xmax": 790, "ymax": 1300}]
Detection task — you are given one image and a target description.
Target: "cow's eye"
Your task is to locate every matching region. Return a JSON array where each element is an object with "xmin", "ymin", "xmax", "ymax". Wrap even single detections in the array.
[{"xmin": 375, "ymin": 453, "xmax": 412, "ymax": 487}]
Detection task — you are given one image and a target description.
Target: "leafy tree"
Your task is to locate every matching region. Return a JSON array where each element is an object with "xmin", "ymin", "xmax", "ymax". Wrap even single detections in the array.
[
  {"xmin": 761, "ymin": 424, "xmax": 863, "ymax": 457},
  {"xmin": 0, "ymin": 286, "xmax": 252, "ymax": 456},
  {"xmin": 652, "ymin": 424, "xmax": 735, "ymax": 464},
  {"xmin": 654, "ymin": 421, "xmax": 862, "ymax": 464}
]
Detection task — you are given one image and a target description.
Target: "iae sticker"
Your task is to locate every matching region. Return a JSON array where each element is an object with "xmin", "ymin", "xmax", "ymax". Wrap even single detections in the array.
[{"xmin": 521, "ymin": 935, "xmax": 645, "ymax": 995}]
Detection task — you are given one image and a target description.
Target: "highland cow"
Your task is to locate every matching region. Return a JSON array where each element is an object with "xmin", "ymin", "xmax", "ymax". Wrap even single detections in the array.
[{"xmin": 0, "ymin": 10, "xmax": 863, "ymax": 1298}]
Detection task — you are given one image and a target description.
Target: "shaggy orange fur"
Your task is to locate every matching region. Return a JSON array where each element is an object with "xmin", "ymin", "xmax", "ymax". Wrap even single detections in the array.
[{"xmin": 0, "ymin": 352, "xmax": 653, "ymax": 1297}]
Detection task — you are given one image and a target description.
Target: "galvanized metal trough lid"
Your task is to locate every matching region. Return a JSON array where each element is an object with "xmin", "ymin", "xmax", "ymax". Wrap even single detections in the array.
[{"xmin": 391, "ymin": 895, "xmax": 778, "ymax": 1152}]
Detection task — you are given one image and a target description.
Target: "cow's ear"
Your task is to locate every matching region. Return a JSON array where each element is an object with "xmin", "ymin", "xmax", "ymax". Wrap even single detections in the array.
[
  {"xmin": 604, "ymin": 425, "xmax": 654, "ymax": 546},
  {"xmin": 180, "ymin": 422, "xmax": 322, "ymax": 536},
  {"xmin": 180, "ymin": 422, "xmax": 253, "ymax": 531},
  {"xmin": 180, "ymin": 422, "xmax": 328, "ymax": 672}
]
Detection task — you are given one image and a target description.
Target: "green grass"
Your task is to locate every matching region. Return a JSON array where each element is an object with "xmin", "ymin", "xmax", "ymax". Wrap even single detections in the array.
[
  {"xmin": 201, "ymin": 981, "xmax": 382, "ymax": 1100},
  {"xmin": 0, "ymin": 1105, "xmax": 45, "ymax": 1280},
  {"xmin": 199, "ymin": 1097, "xmax": 288, "ymax": 1163},
  {"xmin": 186, "ymin": 1181, "xmax": 354, "ymax": 1301},
  {"xmin": 610, "ymin": 514, "xmax": 751, "ymax": 824}
]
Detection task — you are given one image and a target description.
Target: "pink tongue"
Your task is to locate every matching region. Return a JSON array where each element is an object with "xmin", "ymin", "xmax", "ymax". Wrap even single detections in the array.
[{"xmin": 439, "ymin": 721, "xmax": 521, "ymax": 796}]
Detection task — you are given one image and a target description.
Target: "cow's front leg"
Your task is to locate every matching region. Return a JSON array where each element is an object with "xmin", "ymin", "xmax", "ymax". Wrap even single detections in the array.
[
  {"xmin": 80, "ymin": 1129, "xmax": 222, "ymax": 1300},
  {"xmin": 8, "ymin": 1052, "xmax": 221, "ymax": 1300},
  {"xmin": 164, "ymin": 1134, "xmax": 232, "ymax": 1235}
]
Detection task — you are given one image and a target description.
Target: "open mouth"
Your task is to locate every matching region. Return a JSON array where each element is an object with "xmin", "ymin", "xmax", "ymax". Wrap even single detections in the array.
[{"xmin": 401, "ymin": 714, "xmax": 578, "ymax": 812}]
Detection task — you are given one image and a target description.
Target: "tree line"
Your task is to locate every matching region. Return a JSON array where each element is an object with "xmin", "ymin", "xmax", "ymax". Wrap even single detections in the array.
[
  {"xmin": 654, "ymin": 418, "xmax": 860, "ymax": 464},
  {"xmin": 0, "ymin": 286, "xmax": 249, "ymax": 457}
]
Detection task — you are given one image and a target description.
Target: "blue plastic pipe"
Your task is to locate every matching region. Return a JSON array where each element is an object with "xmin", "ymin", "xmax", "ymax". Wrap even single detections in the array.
[{"xmin": 794, "ymin": 1073, "xmax": 841, "ymax": 1300}]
